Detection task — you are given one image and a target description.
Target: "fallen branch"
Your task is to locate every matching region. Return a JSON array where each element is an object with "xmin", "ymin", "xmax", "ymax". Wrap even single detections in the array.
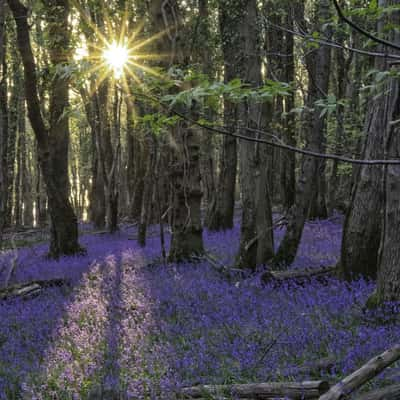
[
  {"xmin": 262, "ymin": 265, "xmax": 337, "ymax": 285},
  {"xmin": 180, "ymin": 380, "xmax": 330, "ymax": 399},
  {"xmin": 196, "ymin": 252, "xmax": 246, "ymax": 279},
  {"xmin": 0, "ymin": 278, "xmax": 69, "ymax": 301},
  {"xmin": 354, "ymin": 384, "xmax": 400, "ymax": 400},
  {"xmin": 296, "ymin": 357, "xmax": 337, "ymax": 376},
  {"xmin": 319, "ymin": 344, "xmax": 400, "ymax": 400}
]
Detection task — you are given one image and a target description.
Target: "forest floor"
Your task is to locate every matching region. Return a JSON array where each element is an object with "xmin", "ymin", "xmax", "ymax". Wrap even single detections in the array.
[{"xmin": 0, "ymin": 215, "xmax": 399, "ymax": 399}]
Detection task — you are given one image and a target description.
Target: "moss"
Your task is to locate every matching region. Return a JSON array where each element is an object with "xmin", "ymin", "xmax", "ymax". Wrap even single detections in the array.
[{"xmin": 365, "ymin": 290, "xmax": 380, "ymax": 310}]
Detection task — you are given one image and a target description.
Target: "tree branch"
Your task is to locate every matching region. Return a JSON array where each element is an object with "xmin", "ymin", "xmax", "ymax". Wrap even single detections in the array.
[
  {"xmin": 132, "ymin": 90, "xmax": 400, "ymax": 166},
  {"xmin": 332, "ymin": 0, "xmax": 400, "ymax": 52}
]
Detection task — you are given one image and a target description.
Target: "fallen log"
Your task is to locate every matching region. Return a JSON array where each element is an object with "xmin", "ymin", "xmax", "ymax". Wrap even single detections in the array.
[
  {"xmin": 355, "ymin": 384, "xmax": 400, "ymax": 400},
  {"xmin": 319, "ymin": 344, "xmax": 400, "ymax": 400},
  {"xmin": 262, "ymin": 265, "xmax": 337, "ymax": 285},
  {"xmin": 296, "ymin": 357, "xmax": 337, "ymax": 376},
  {"xmin": 180, "ymin": 380, "xmax": 330, "ymax": 399},
  {"xmin": 0, "ymin": 278, "xmax": 69, "ymax": 301}
]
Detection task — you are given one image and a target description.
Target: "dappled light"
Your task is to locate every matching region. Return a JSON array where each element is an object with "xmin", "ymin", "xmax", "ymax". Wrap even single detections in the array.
[{"xmin": 2, "ymin": 0, "xmax": 400, "ymax": 398}]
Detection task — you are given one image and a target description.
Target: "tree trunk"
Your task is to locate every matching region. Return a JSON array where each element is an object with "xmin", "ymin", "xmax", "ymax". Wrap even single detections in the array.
[
  {"xmin": 0, "ymin": 0, "xmax": 7, "ymax": 238},
  {"xmin": 148, "ymin": 0, "xmax": 204, "ymax": 262},
  {"xmin": 206, "ymin": 0, "xmax": 240, "ymax": 232},
  {"xmin": 6, "ymin": 42, "xmax": 19, "ymax": 227},
  {"xmin": 8, "ymin": 0, "xmax": 83, "ymax": 258},
  {"xmin": 376, "ymin": 94, "xmax": 400, "ymax": 302},
  {"xmin": 21, "ymin": 101, "xmax": 33, "ymax": 227},
  {"xmin": 376, "ymin": 15, "xmax": 400, "ymax": 302},
  {"xmin": 138, "ymin": 134, "xmax": 156, "ymax": 247},
  {"xmin": 340, "ymin": 0, "xmax": 395, "ymax": 280},
  {"xmin": 280, "ymin": 2, "xmax": 299, "ymax": 211},
  {"xmin": 197, "ymin": 0, "xmax": 217, "ymax": 228},
  {"xmin": 236, "ymin": 0, "xmax": 274, "ymax": 269},
  {"xmin": 273, "ymin": 0, "xmax": 331, "ymax": 267}
]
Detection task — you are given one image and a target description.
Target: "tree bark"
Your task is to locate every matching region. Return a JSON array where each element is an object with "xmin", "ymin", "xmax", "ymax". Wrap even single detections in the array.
[
  {"xmin": 197, "ymin": 0, "xmax": 217, "ymax": 229},
  {"xmin": 0, "ymin": 0, "xmax": 8, "ymax": 238},
  {"xmin": 181, "ymin": 380, "xmax": 330, "ymax": 399},
  {"xmin": 148, "ymin": 0, "xmax": 204, "ymax": 262},
  {"xmin": 8, "ymin": 0, "xmax": 83, "ymax": 258},
  {"xmin": 340, "ymin": 0, "xmax": 397, "ymax": 280},
  {"xmin": 319, "ymin": 345, "xmax": 400, "ymax": 400},
  {"xmin": 355, "ymin": 384, "xmax": 400, "ymax": 400},
  {"xmin": 205, "ymin": 0, "xmax": 239, "ymax": 232},
  {"xmin": 273, "ymin": 0, "xmax": 331, "ymax": 268},
  {"xmin": 376, "ymin": 24, "xmax": 400, "ymax": 303}
]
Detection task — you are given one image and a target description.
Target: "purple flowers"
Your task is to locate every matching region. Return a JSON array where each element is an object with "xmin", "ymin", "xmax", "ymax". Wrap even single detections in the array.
[{"xmin": 0, "ymin": 217, "xmax": 399, "ymax": 399}]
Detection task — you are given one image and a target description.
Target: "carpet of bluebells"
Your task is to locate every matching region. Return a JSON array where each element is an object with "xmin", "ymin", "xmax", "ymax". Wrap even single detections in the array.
[{"xmin": 0, "ymin": 215, "xmax": 399, "ymax": 399}]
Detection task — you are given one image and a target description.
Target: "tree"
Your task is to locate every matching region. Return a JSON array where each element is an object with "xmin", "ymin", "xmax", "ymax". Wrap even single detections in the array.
[
  {"xmin": 273, "ymin": 0, "xmax": 332, "ymax": 268},
  {"xmin": 0, "ymin": 0, "xmax": 7, "ymax": 239},
  {"xmin": 148, "ymin": 0, "xmax": 204, "ymax": 261},
  {"xmin": 8, "ymin": 0, "xmax": 83, "ymax": 258},
  {"xmin": 205, "ymin": 0, "xmax": 239, "ymax": 232},
  {"xmin": 340, "ymin": 0, "xmax": 395, "ymax": 280},
  {"xmin": 374, "ymin": 0, "xmax": 400, "ymax": 303}
]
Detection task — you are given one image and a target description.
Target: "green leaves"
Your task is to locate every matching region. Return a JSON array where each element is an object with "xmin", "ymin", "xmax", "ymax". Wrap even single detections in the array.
[
  {"xmin": 137, "ymin": 113, "xmax": 181, "ymax": 136},
  {"xmin": 160, "ymin": 77, "xmax": 291, "ymax": 110},
  {"xmin": 315, "ymin": 95, "xmax": 347, "ymax": 118}
]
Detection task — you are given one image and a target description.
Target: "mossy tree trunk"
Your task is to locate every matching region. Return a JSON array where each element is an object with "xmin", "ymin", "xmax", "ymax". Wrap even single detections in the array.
[{"xmin": 149, "ymin": 0, "xmax": 204, "ymax": 262}]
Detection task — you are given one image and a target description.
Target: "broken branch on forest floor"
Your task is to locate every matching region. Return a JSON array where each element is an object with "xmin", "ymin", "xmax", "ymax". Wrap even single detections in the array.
[
  {"xmin": 0, "ymin": 278, "xmax": 70, "ymax": 301},
  {"xmin": 180, "ymin": 380, "xmax": 330, "ymax": 399},
  {"xmin": 262, "ymin": 265, "xmax": 337, "ymax": 286},
  {"xmin": 193, "ymin": 252, "xmax": 245, "ymax": 279},
  {"xmin": 354, "ymin": 384, "xmax": 400, "ymax": 400},
  {"xmin": 296, "ymin": 357, "xmax": 337, "ymax": 376},
  {"xmin": 319, "ymin": 344, "xmax": 400, "ymax": 400}
]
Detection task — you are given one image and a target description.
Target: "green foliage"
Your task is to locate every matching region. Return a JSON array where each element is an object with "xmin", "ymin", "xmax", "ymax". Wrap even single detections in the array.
[
  {"xmin": 161, "ymin": 76, "xmax": 291, "ymax": 110},
  {"xmin": 315, "ymin": 95, "xmax": 348, "ymax": 118},
  {"xmin": 136, "ymin": 113, "xmax": 181, "ymax": 136}
]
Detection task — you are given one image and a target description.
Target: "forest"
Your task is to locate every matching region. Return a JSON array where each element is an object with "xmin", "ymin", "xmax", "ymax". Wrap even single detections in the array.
[{"xmin": 1, "ymin": 0, "xmax": 400, "ymax": 398}]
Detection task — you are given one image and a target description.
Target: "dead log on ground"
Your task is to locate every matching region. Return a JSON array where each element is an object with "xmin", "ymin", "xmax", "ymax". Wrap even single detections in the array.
[
  {"xmin": 354, "ymin": 384, "xmax": 400, "ymax": 400},
  {"xmin": 296, "ymin": 357, "xmax": 337, "ymax": 375},
  {"xmin": 180, "ymin": 380, "xmax": 330, "ymax": 399},
  {"xmin": 0, "ymin": 278, "xmax": 69, "ymax": 301},
  {"xmin": 262, "ymin": 265, "xmax": 337, "ymax": 286},
  {"xmin": 319, "ymin": 344, "xmax": 400, "ymax": 400}
]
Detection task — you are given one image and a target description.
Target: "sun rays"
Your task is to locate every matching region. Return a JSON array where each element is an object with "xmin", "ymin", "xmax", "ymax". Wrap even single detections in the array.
[
  {"xmin": 72, "ymin": 2, "xmax": 171, "ymax": 97},
  {"xmin": 102, "ymin": 41, "xmax": 129, "ymax": 79}
]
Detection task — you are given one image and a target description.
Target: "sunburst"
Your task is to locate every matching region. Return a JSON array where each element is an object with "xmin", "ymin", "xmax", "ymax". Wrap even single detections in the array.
[
  {"xmin": 102, "ymin": 41, "xmax": 130, "ymax": 79},
  {"xmin": 73, "ymin": 2, "xmax": 171, "ymax": 95}
]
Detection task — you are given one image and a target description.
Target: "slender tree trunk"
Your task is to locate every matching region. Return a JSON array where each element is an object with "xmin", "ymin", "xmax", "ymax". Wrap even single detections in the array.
[
  {"xmin": 21, "ymin": 101, "xmax": 33, "ymax": 226},
  {"xmin": 206, "ymin": 0, "xmax": 239, "ymax": 232},
  {"xmin": 0, "ymin": 0, "xmax": 7, "ymax": 237},
  {"xmin": 35, "ymin": 149, "xmax": 48, "ymax": 227},
  {"xmin": 14, "ymin": 131, "xmax": 21, "ymax": 226},
  {"xmin": 236, "ymin": 0, "xmax": 274, "ymax": 269},
  {"xmin": 278, "ymin": 2, "xmax": 299, "ymax": 211},
  {"xmin": 197, "ymin": 0, "xmax": 217, "ymax": 228},
  {"xmin": 6, "ymin": 43, "xmax": 20, "ymax": 227},
  {"xmin": 138, "ymin": 134, "xmax": 156, "ymax": 247},
  {"xmin": 273, "ymin": 0, "xmax": 331, "ymax": 267}
]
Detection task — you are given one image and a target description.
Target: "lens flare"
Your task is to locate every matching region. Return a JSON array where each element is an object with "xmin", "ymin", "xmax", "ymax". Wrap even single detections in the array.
[{"xmin": 103, "ymin": 41, "xmax": 129, "ymax": 78}]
